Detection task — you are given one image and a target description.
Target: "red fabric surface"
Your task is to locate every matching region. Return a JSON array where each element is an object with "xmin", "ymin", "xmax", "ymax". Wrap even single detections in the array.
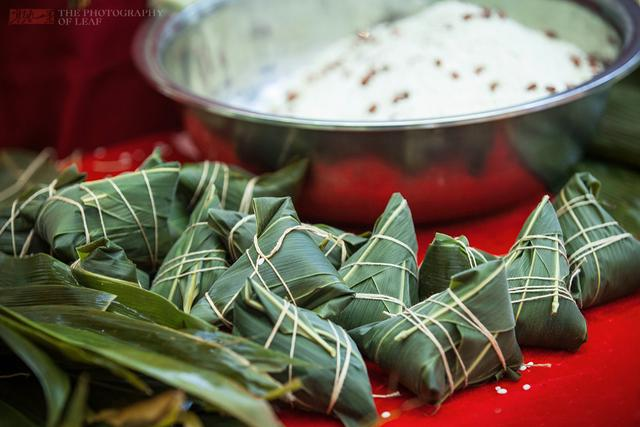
[
  {"xmin": 72, "ymin": 133, "xmax": 640, "ymax": 427},
  {"xmin": 0, "ymin": 1, "xmax": 181, "ymax": 154}
]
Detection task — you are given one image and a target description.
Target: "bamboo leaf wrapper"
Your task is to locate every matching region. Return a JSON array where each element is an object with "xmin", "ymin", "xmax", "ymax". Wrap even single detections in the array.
[
  {"xmin": 333, "ymin": 193, "xmax": 418, "ymax": 330},
  {"xmin": 234, "ymin": 279, "xmax": 378, "ymax": 427},
  {"xmin": 191, "ymin": 197, "xmax": 354, "ymax": 326},
  {"xmin": 553, "ymin": 172, "xmax": 640, "ymax": 308},
  {"xmin": 351, "ymin": 260, "xmax": 522, "ymax": 405},
  {"xmin": 504, "ymin": 196, "xmax": 587, "ymax": 351}
]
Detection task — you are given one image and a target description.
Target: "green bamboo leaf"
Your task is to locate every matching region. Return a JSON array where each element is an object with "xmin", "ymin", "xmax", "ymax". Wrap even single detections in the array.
[
  {"xmin": 0, "ymin": 252, "xmax": 79, "ymax": 288},
  {"xmin": 0, "ymin": 148, "xmax": 58, "ymax": 208},
  {"xmin": 575, "ymin": 160, "xmax": 640, "ymax": 238},
  {"xmin": 553, "ymin": 172, "xmax": 640, "ymax": 307},
  {"xmin": 0, "ymin": 285, "xmax": 115, "ymax": 310},
  {"xmin": 334, "ymin": 193, "xmax": 418, "ymax": 330},
  {"xmin": 192, "ymin": 197, "xmax": 353, "ymax": 326},
  {"xmin": 3, "ymin": 305, "xmax": 287, "ymax": 427},
  {"xmin": 0, "ymin": 309, "xmax": 151, "ymax": 394},
  {"xmin": 587, "ymin": 70, "xmax": 640, "ymax": 168},
  {"xmin": 0, "ymin": 319, "xmax": 71, "ymax": 427},
  {"xmin": 0, "ymin": 164, "xmax": 85, "ymax": 256},
  {"xmin": 351, "ymin": 260, "xmax": 522, "ymax": 405},
  {"xmin": 418, "ymin": 233, "xmax": 494, "ymax": 300},
  {"xmin": 504, "ymin": 196, "xmax": 587, "ymax": 351},
  {"xmin": 179, "ymin": 159, "xmax": 308, "ymax": 212},
  {"xmin": 234, "ymin": 279, "xmax": 377, "ymax": 427},
  {"xmin": 59, "ymin": 373, "xmax": 90, "ymax": 427},
  {"xmin": 76, "ymin": 239, "xmax": 149, "ymax": 288},
  {"xmin": 151, "ymin": 185, "xmax": 228, "ymax": 313},
  {"xmin": 36, "ymin": 157, "xmax": 180, "ymax": 270},
  {"xmin": 71, "ymin": 240, "xmax": 214, "ymax": 331}
]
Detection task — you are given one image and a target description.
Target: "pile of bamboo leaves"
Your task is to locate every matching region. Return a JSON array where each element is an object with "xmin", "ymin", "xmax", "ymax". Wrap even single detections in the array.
[{"xmin": 0, "ymin": 147, "xmax": 639, "ymax": 427}]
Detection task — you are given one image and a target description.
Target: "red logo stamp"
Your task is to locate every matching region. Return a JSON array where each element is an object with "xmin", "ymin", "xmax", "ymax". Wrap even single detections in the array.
[{"xmin": 8, "ymin": 9, "xmax": 56, "ymax": 25}]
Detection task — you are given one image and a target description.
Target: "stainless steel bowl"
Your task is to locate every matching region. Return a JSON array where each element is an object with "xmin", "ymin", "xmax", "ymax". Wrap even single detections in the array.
[{"xmin": 134, "ymin": 0, "xmax": 640, "ymax": 224}]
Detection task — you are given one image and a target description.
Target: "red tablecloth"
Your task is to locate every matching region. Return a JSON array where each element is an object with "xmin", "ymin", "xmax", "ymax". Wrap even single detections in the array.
[{"xmin": 67, "ymin": 132, "xmax": 640, "ymax": 427}]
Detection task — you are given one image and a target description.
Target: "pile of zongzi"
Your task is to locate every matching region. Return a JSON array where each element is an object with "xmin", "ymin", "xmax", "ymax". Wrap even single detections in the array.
[{"xmin": 1, "ymin": 147, "xmax": 639, "ymax": 427}]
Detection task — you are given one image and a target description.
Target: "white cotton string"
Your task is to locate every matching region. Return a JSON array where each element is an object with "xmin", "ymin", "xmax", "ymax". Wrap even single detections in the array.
[
  {"xmin": 141, "ymin": 171, "xmax": 159, "ymax": 268},
  {"xmin": 264, "ymin": 300, "xmax": 290, "ymax": 349},
  {"xmin": 341, "ymin": 261, "xmax": 418, "ymax": 279},
  {"xmin": 288, "ymin": 304, "xmax": 299, "ymax": 384},
  {"xmin": 568, "ymin": 233, "xmax": 632, "ymax": 267},
  {"xmin": 220, "ymin": 164, "xmax": 229, "ymax": 209},
  {"xmin": 79, "ymin": 185, "xmax": 108, "ymax": 239},
  {"xmin": 153, "ymin": 266, "xmax": 228, "ymax": 285},
  {"xmin": 157, "ymin": 248, "xmax": 226, "ymax": 272},
  {"xmin": 0, "ymin": 148, "xmax": 52, "ymax": 203},
  {"xmin": 447, "ymin": 289, "xmax": 506, "ymax": 369},
  {"xmin": 353, "ymin": 293, "xmax": 407, "ymax": 308},
  {"xmin": 559, "ymin": 188, "xmax": 603, "ymax": 303},
  {"xmin": 327, "ymin": 322, "xmax": 352, "ymax": 414},
  {"xmin": 9, "ymin": 200, "xmax": 18, "ymax": 256},
  {"xmin": 227, "ymin": 214, "xmax": 254, "ymax": 259},
  {"xmin": 19, "ymin": 229, "xmax": 35, "ymax": 258},
  {"xmin": 369, "ymin": 234, "xmax": 418, "ymax": 262},
  {"xmin": 253, "ymin": 235, "xmax": 296, "ymax": 303},
  {"xmin": 189, "ymin": 160, "xmax": 210, "ymax": 208},
  {"xmin": 48, "ymin": 195, "xmax": 91, "ymax": 245},
  {"xmin": 565, "ymin": 221, "xmax": 620, "ymax": 245},
  {"xmin": 556, "ymin": 193, "xmax": 596, "ymax": 217},
  {"xmin": 373, "ymin": 391, "xmax": 401, "ymax": 398},
  {"xmin": 238, "ymin": 176, "xmax": 258, "ymax": 214},
  {"xmin": 108, "ymin": 179, "xmax": 155, "ymax": 268},
  {"xmin": 204, "ymin": 292, "xmax": 233, "ymax": 328},
  {"xmin": 0, "ymin": 186, "xmax": 50, "ymax": 238},
  {"xmin": 398, "ymin": 309, "xmax": 456, "ymax": 393}
]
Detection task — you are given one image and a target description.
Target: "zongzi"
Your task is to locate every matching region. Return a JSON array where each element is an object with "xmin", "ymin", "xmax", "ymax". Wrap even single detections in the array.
[
  {"xmin": 0, "ymin": 166, "xmax": 85, "ymax": 256},
  {"xmin": 151, "ymin": 185, "xmax": 228, "ymax": 312},
  {"xmin": 234, "ymin": 279, "xmax": 378, "ymax": 427},
  {"xmin": 554, "ymin": 172, "xmax": 640, "ymax": 308},
  {"xmin": 351, "ymin": 260, "xmax": 522, "ymax": 405},
  {"xmin": 179, "ymin": 159, "xmax": 308, "ymax": 212},
  {"xmin": 333, "ymin": 193, "xmax": 418, "ymax": 330},
  {"xmin": 191, "ymin": 197, "xmax": 354, "ymax": 327},
  {"xmin": 504, "ymin": 196, "xmax": 587, "ymax": 351},
  {"xmin": 35, "ymin": 157, "xmax": 179, "ymax": 270},
  {"xmin": 418, "ymin": 233, "xmax": 494, "ymax": 300}
]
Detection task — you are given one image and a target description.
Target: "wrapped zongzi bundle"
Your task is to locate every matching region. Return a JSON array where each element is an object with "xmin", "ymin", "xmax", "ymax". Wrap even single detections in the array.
[
  {"xmin": 418, "ymin": 233, "xmax": 494, "ymax": 300},
  {"xmin": 208, "ymin": 209, "xmax": 367, "ymax": 269},
  {"xmin": 0, "ymin": 165, "xmax": 85, "ymax": 256},
  {"xmin": 75, "ymin": 239, "xmax": 150, "ymax": 288},
  {"xmin": 191, "ymin": 197, "xmax": 354, "ymax": 327},
  {"xmin": 35, "ymin": 157, "xmax": 180, "ymax": 270},
  {"xmin": 179, "ymin": 159, "xmax": 308, "ymax": 212},
  {"xmin": 0, "ymin": 148, "xmax": 58, "ymax": 208},
  {"xmin": 305, "ymin": 224, "xmax": 369, "ymax": 270},
  {"xmin": 554, "ymin": 172, "xmax": 640, "ymax": 308},
  {"xmin": 208, "ymin": 209, "xmax": 257, "ymax": 262},
  {"xmin": 504, "ymin": 196, "xmax": 587, "ymax": 351},
  {"xmin": 234, "ymin": 279, "xmax": 378, "ymax": 427},
  {"xmin": 351, "ymin": 260, "xmax": 523, "ymax": 405},
  {"xmin": 151, "ymin": 186, "xmax": 229, "ymax": 312},
  {"xmin": 333, "ymin": 193, "xmax": 418, "ymax": 330}
]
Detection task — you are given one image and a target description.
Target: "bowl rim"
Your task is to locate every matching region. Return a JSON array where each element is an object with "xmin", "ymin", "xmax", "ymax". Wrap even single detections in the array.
[{"xmin": 134, "ymin": 0, "xmax": 640, "ymax": 131}]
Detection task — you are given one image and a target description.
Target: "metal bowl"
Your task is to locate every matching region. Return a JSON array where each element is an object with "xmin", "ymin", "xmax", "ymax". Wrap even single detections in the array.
[{"xmin": 134, "ymin": 0, "xmax": 640, "ymax": 224}]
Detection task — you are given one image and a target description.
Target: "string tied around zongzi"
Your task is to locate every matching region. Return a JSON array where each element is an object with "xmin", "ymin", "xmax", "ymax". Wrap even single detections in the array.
[
  {"xmin": 0, "ymin": 178, "xmax": 58, "ymax": 256},
  {"xmin": 208, "ymin": 223, "xmax": 359, "ymax": 323},
  {"xmin": 259, "ymin": 291, "xmax": 354, "ymax": 414},
  {"xmin": 385, "ymin": 289, "xmax": 509, "ymax": 396},
  {"xmin": 188, "ymin": 161, "xmax": 229, "ymax": 208},
  {"xmin": 557, "ymin": 187, "xmax": 633, "ymax": 302},
  {"xmin": 239, "ymin": 176, "xmax": 259, "ymax": 214}
]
